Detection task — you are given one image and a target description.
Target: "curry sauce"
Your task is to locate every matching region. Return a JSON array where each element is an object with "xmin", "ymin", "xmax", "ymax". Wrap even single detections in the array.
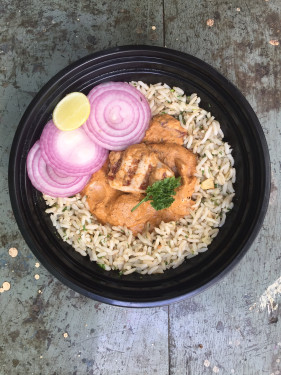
[{"xmin": 82, "ymin": 114, "xmax": 197, "ymax": 235}]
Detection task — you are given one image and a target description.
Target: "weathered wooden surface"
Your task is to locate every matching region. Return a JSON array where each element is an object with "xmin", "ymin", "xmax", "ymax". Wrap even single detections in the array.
[
  {"xmin": 165, "ymin": 1, "xmax": 281, "ymax": 374},
  {"xmin": 0, "ymin": 0, "xmax": 280, "ymax": 374}
]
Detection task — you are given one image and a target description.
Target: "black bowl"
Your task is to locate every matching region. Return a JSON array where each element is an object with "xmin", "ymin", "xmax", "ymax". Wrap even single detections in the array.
[{"xmin": 9, "ymin": 46, "xmax": 270, "ymax": 307}]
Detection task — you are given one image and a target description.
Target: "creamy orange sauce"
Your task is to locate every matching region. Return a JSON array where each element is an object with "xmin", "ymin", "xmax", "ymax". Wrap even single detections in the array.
[{"xmin": 82, "ymin": 114, "xmax": 197, "ymax": 235}]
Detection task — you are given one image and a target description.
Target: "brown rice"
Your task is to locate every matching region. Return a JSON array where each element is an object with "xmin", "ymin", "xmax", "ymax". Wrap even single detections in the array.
[{"xmin": 43, "ymin": 82, "xmax": 235, "ymax": 275}]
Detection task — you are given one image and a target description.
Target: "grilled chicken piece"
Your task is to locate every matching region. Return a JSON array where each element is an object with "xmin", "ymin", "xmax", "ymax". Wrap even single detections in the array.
[
  {"xmin": 106, "ymin": 143, "xmax": 197, "ymax": 234},
  {"xmin": 108, "ymin": 143, "xmax": 174, "ymax": 193},
  {"xmin": 147, "ymin": 143, "xmax": 197, "ymax": 177},
  {"xmin": 143, "ymin": 114, "xmax": 187, "ymax": 145}
]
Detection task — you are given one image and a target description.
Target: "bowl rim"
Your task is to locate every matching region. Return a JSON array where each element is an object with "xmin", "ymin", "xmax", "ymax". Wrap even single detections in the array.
[{"xmin": 8, "ymin": 45, "xmax": 271, "ymax": 307}]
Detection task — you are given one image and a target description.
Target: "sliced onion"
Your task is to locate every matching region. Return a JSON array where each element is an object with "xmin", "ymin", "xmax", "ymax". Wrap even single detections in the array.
[
  {"xmin": 27, "ymin": 141, "xmax": 91, "ymax": 197},
  {"xmin": 83, "ymin": 82, "xmax": 151, "ymax": 150},
  {"xmin": 46, "ymin": 165, "xmax": 68, "ymax": 178},
  {"xmin": 40, "ymin": 120, "xmax": 108, "ymax": 177},
  {"xmin": 45, "ymin": 165, "xmax": 79, "ymax": 186}
]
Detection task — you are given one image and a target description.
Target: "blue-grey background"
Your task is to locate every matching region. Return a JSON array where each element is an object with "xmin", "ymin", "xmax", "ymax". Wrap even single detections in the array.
[{"xmin": 0, "ymin": 1, "xmax": 280, "ymax": 374}]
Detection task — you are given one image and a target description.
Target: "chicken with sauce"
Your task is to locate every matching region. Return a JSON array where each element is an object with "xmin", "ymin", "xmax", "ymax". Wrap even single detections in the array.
[
  {"xmin": 108, "ymin": 143, "xmax": 174, "ymax": 193},
  {"xmin": 82, "ymin": 114, "xmax": 197, "ymax": 235},
  {"xmin": 143, "ymin": 114, "xmax": 187, "ymax": 145}
]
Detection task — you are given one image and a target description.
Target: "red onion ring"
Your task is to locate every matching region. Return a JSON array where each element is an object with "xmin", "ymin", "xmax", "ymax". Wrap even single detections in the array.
[
  {"xmin": 27, "ymin": 142, "xmax": 91, "ymax": 197},
  {"xmin": 83, "ymin": 82, "xmax": 151, "ymax": 150},
  {"xmin": 40, "ymin": 120, "xmax": 108, "ymax": 177}
]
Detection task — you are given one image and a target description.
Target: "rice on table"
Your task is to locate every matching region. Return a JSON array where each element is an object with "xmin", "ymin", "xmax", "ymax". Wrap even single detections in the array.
[{"xmin": 44, "ymin": 82, "xmax": 235, "ymax": 275}]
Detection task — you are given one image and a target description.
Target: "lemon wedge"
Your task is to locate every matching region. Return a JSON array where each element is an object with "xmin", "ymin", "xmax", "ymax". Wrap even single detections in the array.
[{"xmin": 53, "ymin": 92, "xmax": 91, "ymax": 131}]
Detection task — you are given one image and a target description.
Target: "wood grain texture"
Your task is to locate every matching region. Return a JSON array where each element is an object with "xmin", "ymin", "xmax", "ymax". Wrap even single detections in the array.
[
  {"xmin": 0, "ymin": 1, "xmax": 167, "ymax": 374},
  {"xmin": 1, "ymin": 0, "xmax": 281, "ymax": 374},
  {"xmin": 165, "ymin": 0, "xmax": 281, "ymax": 374}
]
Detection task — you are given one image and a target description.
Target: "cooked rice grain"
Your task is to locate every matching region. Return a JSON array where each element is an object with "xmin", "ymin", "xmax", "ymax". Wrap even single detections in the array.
[{"xmin": 43, "ymin": 82, "xmax": 236, "ymax": 274}]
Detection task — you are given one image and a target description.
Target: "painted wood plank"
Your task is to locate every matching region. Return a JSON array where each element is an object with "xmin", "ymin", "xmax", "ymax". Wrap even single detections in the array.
[
  {"xmin": 165, "ymin": 0, "xmax": 281, "ymax": 374},
  {"xmin": 0, "ymin": 1, "xmax": 168, "ymax": 374}
]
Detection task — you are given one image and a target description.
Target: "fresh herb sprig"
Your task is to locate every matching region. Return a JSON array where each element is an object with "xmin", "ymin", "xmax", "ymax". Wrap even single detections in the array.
[{"xmin": 131, "ymin": 177, "xmax": 181, "ymax": 212}]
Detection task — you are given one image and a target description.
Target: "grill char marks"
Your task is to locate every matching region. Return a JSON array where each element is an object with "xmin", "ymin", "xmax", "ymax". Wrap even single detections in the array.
[
  {"xmin": 108, "ymin": 144, "xmax": 174, "ymax": 194},
  {"xmin": 139, "ymin": 164, "xmax": 153, "ymax": 191},
  {"xmin": 107, "ymin": 152, "xmax": 122, "ymax": 180},
  {"xmin": 123, "ymin": 158, "xmax": 140, "ymax": 186}
]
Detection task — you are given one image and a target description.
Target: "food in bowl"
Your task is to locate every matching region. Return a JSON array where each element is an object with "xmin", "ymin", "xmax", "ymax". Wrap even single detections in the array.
[{"xmin": 27, "ymin": 81, "xmax": 236, "ymax": 275}]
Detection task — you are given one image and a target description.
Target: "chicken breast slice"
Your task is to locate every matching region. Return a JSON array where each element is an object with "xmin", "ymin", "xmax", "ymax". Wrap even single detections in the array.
[{"xmin": 108, "ymin": 143, "xmax": 174, "ymax": 193}]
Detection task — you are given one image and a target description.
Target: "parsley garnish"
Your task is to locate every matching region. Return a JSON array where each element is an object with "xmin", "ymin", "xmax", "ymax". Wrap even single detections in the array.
[{"xmin": 131, "ymin": 177, "xmax": 181, "ymax": 212}]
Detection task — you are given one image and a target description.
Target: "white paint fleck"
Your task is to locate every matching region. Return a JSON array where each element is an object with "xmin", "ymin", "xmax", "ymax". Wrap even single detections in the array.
[
  {"xmin": 151, "ymin": 26, "xmax": 156, "ymax": 30},
  {"xmin": 2, "ymin": 282, "xmax": 11, "ymax": 291},
  {"xmin": 40, "ymin": 355, "xmax": 43, "ymax": 359},
  {"xmin": 236, "ymin": 7, "xmax": 241, "ymax": 11},
  {"xmin": 204, "ymin": 360, "xmax": 210, "ymax": 367},
  {"xmin": 64, "ymin": 332, "xmax": 68, "ymax": 338},
  {"xmin": 35, "ymin": 262, "xmax": 40, "ymax": 268},
  {"xmin": 249, "ymin": 303, "xmax": 257, "ymax": 311},
  {"xmin": 38, "ymin": 290, "xmax": 42, "ymax": 294},
  {"xmin": 0, "ymin": 287, "xmax": 4, "ymax": 293},
  {"xmin": 9, "ymin": 248, "xmax": 18, "ymax": 257},
  {"xmin": 206, "ymin": 19, "xmax": 214, "ymax": 27},
  {"xmin": 34, "ymin": 274, "xmax": 40, "ymax": 280},
  {"xmin": 259, "ymin": 276, "xmax": 281, "ymax": 310},
  {"xmin": 213, "ymin": 366, "xmax": 219, "ymax": 373}
]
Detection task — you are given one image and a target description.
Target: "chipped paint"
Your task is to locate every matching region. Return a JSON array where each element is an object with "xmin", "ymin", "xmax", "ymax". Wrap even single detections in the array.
[
  {"xmin": 206, "ymin": 19, "xmax": 214, "ymax": 27},
  {"xmin": 204, "ymin": 359, "xmax": 210, "ymax": 367},
  {"xmin": 269, "ymin": 39, "xmax": 279, "ymax": 46},
  {"xmin": 2, "ymin": 282, "xmax": 11, "ymax": 291},
  {"xmin": 8, "ymin": 247, "xmax": 18, "ymax": 257},
  {"xmin": 259, "ymin": 276, "xmax": 281, "ymax": 310}
]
